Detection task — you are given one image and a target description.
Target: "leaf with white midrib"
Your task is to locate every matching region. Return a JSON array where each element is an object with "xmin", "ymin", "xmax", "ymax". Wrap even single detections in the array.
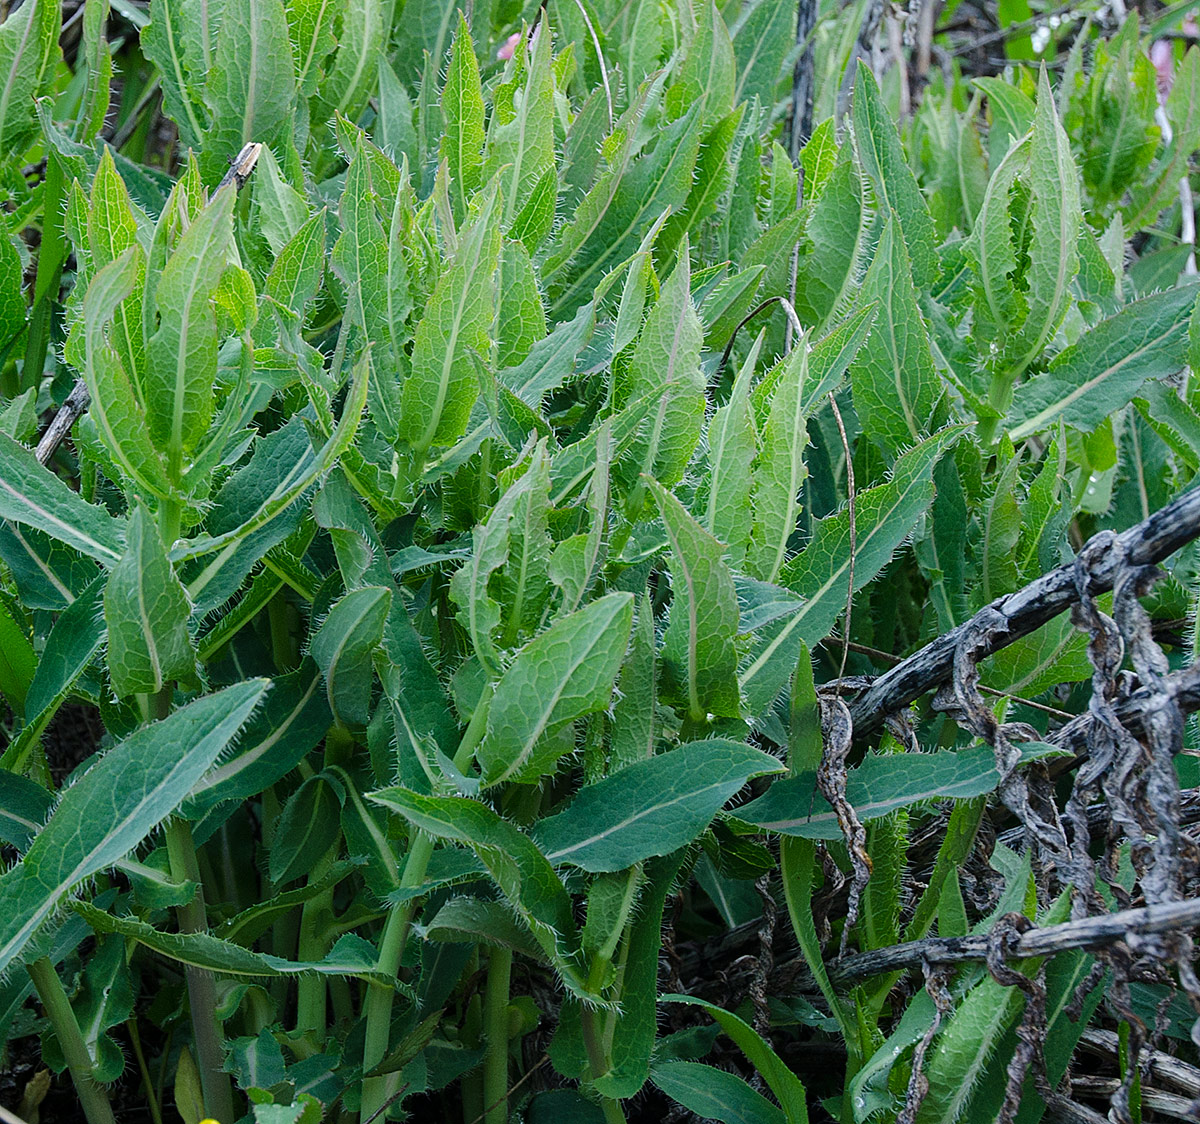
[
  {"xmin": 534, "ymin": 739, "xmax": 783, "ymax": 872},
  {"xmin": 0, "ymin": 680, "xmax": 268, "ymax": 975}
]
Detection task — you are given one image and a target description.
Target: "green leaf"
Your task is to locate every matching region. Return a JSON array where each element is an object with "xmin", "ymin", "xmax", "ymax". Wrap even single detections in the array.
[
  {"xmin": 314, "ymin": 0, "xmax": 383, "ymax": 122},
  {"xmin": 793, "ymin": 150, "xmax": 870, "ymax": 328},
  {"xmin": 480, "ymin": 592, "xmax": 633, "ymax": 786},
  {"xmin": 547, "ymin": 99, "xmax": 704, "ymax": 317},
  {"xmin": 852, "ymin": 63, "xmax": 937, "ymax": 290},
  {"xmin": 850, "ymin": 214, "xmax": 941, "ymax": 456},
  {"xmin": 485, "ymin": 21, "xmax": 556, "ymax": 229},
  {"xmin": 747, "ymin": 344, "xmax": 808, "ymax": 584},
  {"xmin": 104, "ymin": 506, "xmax": 196, "ymax": 697},
  {"xmin": 365, "ymin": 787, "xmax": 595, "ymax": 1000},
  {"xmin": 1008, "ymin": 284, "xmax": 1199, "ymax": 439},
  {"xmin": 425, "ymin": 897, "xmax": 544, "ymax": 960},
  {"xmin": 269, "ymin": 773, "xmax": 343, "ymax": 883},
  {"xmin": 183, "ymin": 662, "xmax": 329, "ymax": 817},
  {"xmin": 737, "ymin": 741, "xmax": 1067, "ymax": 838},
  {"xmin": 0, "ymin": 433, "xmax": 124, "ymax": 564},
  {"xmin": 534, "ymin": 739, "xmax": 783, "ymax": 872},
  {"xmin": 653, "ymin": 1061, "xmax": 786, "ymax": 1124},
  {"xmin": 674, "ymin": 2, "xmax": 736, "ymax": 121},
  {"xmin": 439, "ymin": 14, "xmax": 484, "ymax": 221},
  {"xmin": 619, "ymin": 246, "xmax": 706, "ymax": 490},
  {"xmin": 141, "ymin": 0, "xmax": 207, "ymax": 145},
  {"xmin": 75, "ymin": 904, "xmax": 397, "ymax": 986},
  {"xmin": 0, "ymin": 596, "xmax": 34, "ymax": 715},
  {"xmin": 200, "ymin": 0, "xmax": 295, "ymax": 181},
  {"xmin": 80, "ymin": 249, "xmax": 172, "ymax": 500},
  {"xmin": 396, "ymin": 187, "xmax": 500, "ymax": 453},
  {"xmin": 308, "ymin": 586, "xmax": 391, "ymax": 727},
  {"xmin": 0, "ymin": 770, "xmax": 51, "ymax": 851},
  {"xmin": 1007, "ymin": 69, "xmax": 1081, "ymax": 377},
  {"xmin": 0, "ymin": 680, "xmax": 268, "ymax": 975},
  {"xmin": 704, "ymin": 333, "xmax": 760, "ymax": 565},
  {"xmin": 145, "ymin": 184, "xmax": 235, "ymax": 466},
  {"xmin": 0, "ymin": 0, "xmax": 61, "ymax": 157},
  {"xmin": 648, "ymin": 477, "xmax": 741, "ymax": 722},
  {"xmin": 731, "ymin": 0, "xmax": 793, "ymax": 109},
  {"xmin": 741, "ymin": 428, "xmax": 963, "ymax": 713},
  {"xmin": 592, "ymin": 852, "xmax": 685, "ymax": 1098},
  {"xmin": 662, "ymin": 995, "xmax": 809, "ymax": 1124}
]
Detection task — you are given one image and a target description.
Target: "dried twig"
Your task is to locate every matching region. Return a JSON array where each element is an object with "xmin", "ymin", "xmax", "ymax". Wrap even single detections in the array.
[
  {"xmin": 831, "ymin": 897, "xmax": 1200, "ymax": 985},
  {"xmin": 846, "ymin": 485, "xmax": 1200, "ymax": 735}
]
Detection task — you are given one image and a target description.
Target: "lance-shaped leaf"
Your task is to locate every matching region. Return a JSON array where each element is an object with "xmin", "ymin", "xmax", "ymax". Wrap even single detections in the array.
[
  {"xmin": 852, "ymin": 62, "xmax": 937, "ymax": 290},
  {"xmin": 87, "ymin": 150, "xmax": 146, "ymax": 391},
  {"xmin": 81, "ymin": 250, "xmax": 172, "ymax": 500},
  {"xmin": 177, "ymin": 349, "xmax": 368, "ymax": 592},
  {"xmin": 0, "ymin": 679, "xmax": 268, "ymax": 975},
  {"xmin": 850, "ymin": 214, "xmax": 941, "ymax": 456},
  {"xmin": 3, "ymin": 575, "xmax": 107, "ymax": 774},
  {"xmin": 748, "ymin": 342, "xmax": 808, "ymax": 584},
  {"xmin": 269, "ymin": 773, "xmax": 344, "ymax": 883},
  {"xmin": 480, "ymin": 592, "xmax": 634, "ymax": 786},
  {"xmin": 736, "ymin": 740, "xmax": 1066, "ymax": 838},
  {"xmin": 182, "ymin": 660, "xmax": 330, "ymax": 817},
  {"xmin": 0, "ymin": 770, "xmax": 51, "ymax": 852},
  {"xmin": 75, "ymin": 904, "xmax": 398, "ymax": 986},
  {"xmin": 732, "ymin": 0, "xmax": 794, "ymax": 109},
  {"xmin": 309, "ymin": 586, "xmax": 391, "ymax": 727},
  {"xmin": 365, "ymin": 787, "xmax": 595, "ymax": 1000},
  {"xmin": 663, "ymin": 995, "xmax": 809, "ymax": 1124},
  {"xmin": 146, "ymin": 184, "xmax": 234, "ymax": 464},
  {"xmin": 793, "ymin": 149, "xmax": 870, "ymax": 329},
  {"xmin": 1006, "ymin": 69, "xmax": 1081, "ymax": 378},
  {"xmin": 619, "ymin": 242, "xmax": 706, "ymax": 489},
  {"xmin": 105, "ymin": 506, "xmax": 196, "ymax": 697},
  {"xmin": 450, "ymin": 444, "xmax": 546, "ymax": 677},
  {"xmin": 593, "ymin": 852, "xmax": 685, "ymax": 1098},
  {"xmin": 499, "ymin": 301, "xmax": 596, "ymax": 406},
  {"xmin": 1008, "ymin": 284, "xmax": 1198, "ymax": 439},
  {"xmin": 653, "ymin": 1062, "xmax": 785, "ymax": 1124},
  {"xmin": 396, "ymin": 186, "xmax": 500, "ymax": 453},
  {"xmin": 141, "ymin": 0, "xmax": 206, "ymax": 145},
  {"xmin": 200, "ymin": 0, "xmax": 295, "ymax": 181},
  {"xmin": 0, "ymin": 433, "xmax": 124, "ymax": 564},
  {"xmin": 704, "ymin": 333, "xmax": 760, "ymax": 565},
  {"xmin": 534, "ymin": 739, "xmax": 783, "ymax": 872},
  {"xmin": 741, "ymin": 428, "xmax": 965, "ymax": 714},
  {"xmin": 649, "ymin": 478, "xmax": 741, "ymax": 722},
  {"xmin": 485, "ymin": 21, "xmax": 555, "ymax": 228},
  {"xmin": 0, "ymin": 0, "xmax": 60, "ymax": 157},
  {"xmin": 315, "ymin": 0, "xmax": 382, "ymax": 122}
]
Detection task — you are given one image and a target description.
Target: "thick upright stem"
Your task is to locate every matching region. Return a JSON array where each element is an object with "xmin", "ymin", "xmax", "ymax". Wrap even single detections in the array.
[
  {"xmin": 27, "ymin": 957, "xmax": 117, "ymax": 1124},
  {"xmin": 482, "ymin": 948, "xmax": 513, "ymax": 1124},
  {"xmin": 165, "ymin": 817, "xmax": 235, "ymax": 1123},
  {"xmin": 359, "ymin": 689, "xmax": 495, "ymax": 1123}
]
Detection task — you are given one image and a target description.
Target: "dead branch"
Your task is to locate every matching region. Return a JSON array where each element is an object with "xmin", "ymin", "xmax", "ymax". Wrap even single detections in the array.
[
  {"xmin": 831, "ymin": 897, "xmax": 1200, "ymax": 985},
  {"xmin": 845, "ymin": 484, "xmax": 1200, "ymax": 736}
]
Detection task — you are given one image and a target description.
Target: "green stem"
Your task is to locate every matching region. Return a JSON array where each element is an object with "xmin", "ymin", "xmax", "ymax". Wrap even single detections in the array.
[
  {"xmin": 580, "ymin": 1008, "xmax": 625, "ymax": 1124},
  {"xmin": 164, "ymin": 816, "xmax": 235, "ymax": 1123},
  {"xmin": 482, "ymin": 948, "xmax": 513, "ymax": 1124},
  {"xmin": 359, "ymin": 690, "xmax": 495, "ymax": 1122},
  {"xmin": 126, "ymin": 1017, "xmax": 165, "ymax": 1124},
  {"xmin": 27, "ymin": 958, "xmax": 116, "ymax": 1124},
  {"xmin": 295, "ymin": 843, "xmax": 338, "ymax": 1041}
]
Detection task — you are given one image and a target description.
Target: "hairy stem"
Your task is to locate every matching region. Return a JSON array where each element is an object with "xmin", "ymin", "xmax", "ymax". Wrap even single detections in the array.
[
  {"xmin": 483, "ymin": 947, "xmax": 513, "ymax": 1124},
  {"xmin": 27, "ymin": 957, "xmax": 117, "ymax": 1124}
]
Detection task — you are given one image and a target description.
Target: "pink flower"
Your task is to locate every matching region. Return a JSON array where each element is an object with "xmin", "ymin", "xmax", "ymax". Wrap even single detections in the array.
[{"xmin": 497, "ymin": 32, "xmax": 520, "ymax": 61}]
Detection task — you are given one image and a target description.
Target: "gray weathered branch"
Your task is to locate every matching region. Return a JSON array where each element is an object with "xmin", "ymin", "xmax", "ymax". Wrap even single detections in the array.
[
  {"xmin": 831, "ymin": 897, "xmax": 1200, "ymax": 984},
  {"xmin": 846, "ymin": 484, "xmax": 1200, "ymax": 735}
]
